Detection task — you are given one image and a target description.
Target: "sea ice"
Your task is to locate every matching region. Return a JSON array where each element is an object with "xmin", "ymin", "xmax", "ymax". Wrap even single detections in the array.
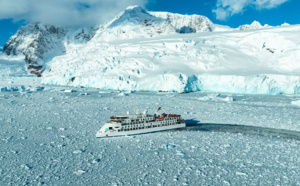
[{"xmin": 0, "ymin": 82, "xmax": 299, "ymax": 185}]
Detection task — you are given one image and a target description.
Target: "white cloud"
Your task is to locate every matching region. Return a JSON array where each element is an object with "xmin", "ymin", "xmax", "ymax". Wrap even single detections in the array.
[
  {"xmin": 213, "ymin": 7, "xmax": 230, "ymax": 21},
  {"xmin": 213, "ymin": 0, "xmax": 290, "ymax": 21},
  {"xmin": 0, "ymin": 0, "xmax": 148, "ymax": 27}
]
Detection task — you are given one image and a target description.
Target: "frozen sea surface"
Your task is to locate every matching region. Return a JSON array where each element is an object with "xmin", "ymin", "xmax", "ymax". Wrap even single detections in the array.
[{"xmin": 0, "ymin": 88, "xmax": 300, "ymax": 185}]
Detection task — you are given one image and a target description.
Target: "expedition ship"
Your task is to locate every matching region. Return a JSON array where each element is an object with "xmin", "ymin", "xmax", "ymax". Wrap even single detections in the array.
[{"xmin": 96, "ymin": 107, "xmax": 186, "ymax": 138}]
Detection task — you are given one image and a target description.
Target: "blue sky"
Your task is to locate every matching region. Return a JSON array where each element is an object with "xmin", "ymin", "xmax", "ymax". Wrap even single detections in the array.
[{"xmin": 0, "ymin": 0, "xmax": 299, "ymax": 47}]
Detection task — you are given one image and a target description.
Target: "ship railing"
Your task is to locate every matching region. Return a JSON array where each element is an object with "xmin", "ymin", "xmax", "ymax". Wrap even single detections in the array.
[{"xmin": 108, "ymin": 120, "xmax": 122, "ymax": 124}]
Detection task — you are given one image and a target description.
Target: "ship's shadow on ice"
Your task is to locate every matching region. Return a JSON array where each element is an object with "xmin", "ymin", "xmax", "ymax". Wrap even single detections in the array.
[{"xmin": 183, "ymin": 119, "xmax": 300, "ymax": 141}]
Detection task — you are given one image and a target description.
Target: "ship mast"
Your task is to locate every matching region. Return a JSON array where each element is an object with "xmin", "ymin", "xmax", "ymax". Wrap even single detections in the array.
[{"xmin": 155, "ymin": 107, "xmax": 161, "ymax": 115}]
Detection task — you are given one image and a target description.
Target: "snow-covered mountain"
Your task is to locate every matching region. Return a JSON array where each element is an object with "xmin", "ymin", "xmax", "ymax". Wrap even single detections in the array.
[
  {"xmin": 2, "ymin": 6, "xmax": 215, "ymax": 75},
  {"xmin": 2, "ymin": 6, "xmax": 300, "ymax": 94},
  {"xmin": 2, "ymin": 22, "xmax": 97, "ymax": 76},
  {"xmin": 237, "ymin": 21, "xmax": 270, "ymax": 31},
  {"xmin": 149, "ymin": 11, "xmax": 214, "ymax": 33}
]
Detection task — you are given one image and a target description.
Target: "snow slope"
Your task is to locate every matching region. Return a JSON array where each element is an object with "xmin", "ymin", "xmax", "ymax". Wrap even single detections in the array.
[{"xmin": 42, "ymin": 23, "xmax": 300, "ymax": 94}]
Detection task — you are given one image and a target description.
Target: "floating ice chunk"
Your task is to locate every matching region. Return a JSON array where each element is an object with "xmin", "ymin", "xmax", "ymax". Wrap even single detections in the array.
[
  {"xmin": 0, "ymin": 87, "xmax": 8, "ymax": 92},
  {"xmin": 198, "ymin": 94, "xmax": 233, "ymax": 102},
  {"xmin": 222, "ymin": 97, "xmax": 234, "ymax": 102},
  {"xmin": 57, "ymin": 144, "xmax": 65, "ymax": 148},
  {"xmin": 48, "ymin": 89, "xmax": 58, "ymax": 92},
  {"xmin": 74, "ymin": 170, "xmax": 86, "ymax": 176},
  {"xmin": 117, "ymin": 92, "xmax": 128, "ymax": 96},
  {"xmin": 0, "ymin": 86, "xmax": 26, "ymax": 92},
  {"xmin": 158, "ymin": 169, "xmax": 163, "ymax": 173},
  {"xmin": 28, "ymin": 86, "xmax": 44, "ymax": 91},
  {"xmin": 36, "ymin": 86, "xmax": 45, "ymax": 91},
  {"xmin": 162, "ymin": 144, "xmax": 176, "ymax": 150},
  {"xmin": 125, "ymin": 90, "xmax": 134, "ymax": 94},
  {"xmin": 92, "ymin": 159, "xmax": 101, "ymax": 164},
  {"xmin": 236, "ymin": 172, "xmax": 247, "ymax": 176},
  {"xmin": 79, "ymin": 93, "xmax": 89, "ymax": 96},
  {"xmin": 21, "ymin": 164, "xmax": 31, "ymax": 170},
  {"xmin": 64, "ymin": 89, "xmax": 77, "ymax": 93},
  {"xmin": 176, "ymin": 151, "xmax": 185, "ymax": 156},
  {"xmin": 17, "ymin": 85, "xmax": 26, "ymax": 91},
  {"xmin": 43, "ymin": 87, "xmax": 53, "ymax": 91},
  {"xmin": 223, "ymin": 180, "xmax": 230, "ymax": 185},
  {"xmin": 49, "ymin": 97, "xmax": 57, "ymax": 102},
  {"xmin": 291, "ymin": 100, "xmax": 300, "ymax": 107},
  {"xmin": 73, "ymin": 150, "xmax": 83, "ymax": 154}
]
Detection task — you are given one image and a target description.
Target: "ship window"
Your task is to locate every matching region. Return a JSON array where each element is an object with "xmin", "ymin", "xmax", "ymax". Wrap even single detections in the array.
[{"xmin": 109, "ymin": 127, "xmax": 112, "ymax": 130}]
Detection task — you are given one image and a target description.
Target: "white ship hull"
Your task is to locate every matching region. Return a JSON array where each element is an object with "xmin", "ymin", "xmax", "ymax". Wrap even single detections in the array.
[{"xmin": 96, "ymin": 123, "xmax": 186, "ymax": 138}]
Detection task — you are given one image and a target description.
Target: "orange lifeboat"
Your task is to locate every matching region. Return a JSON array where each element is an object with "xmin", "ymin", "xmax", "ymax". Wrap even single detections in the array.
[{"xmin": 156, "ymin": 117, "xmax": 164, "ymax": 120}]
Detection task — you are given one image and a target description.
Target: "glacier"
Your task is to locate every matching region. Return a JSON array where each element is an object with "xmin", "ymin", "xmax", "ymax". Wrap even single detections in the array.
[
  {"xmin": 41, "ymin": 19, "xmax": 300, "ymax": 94},
  {"xmin": 2, "ymin": 6, "xmax": 300, "ymax": 94}
]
